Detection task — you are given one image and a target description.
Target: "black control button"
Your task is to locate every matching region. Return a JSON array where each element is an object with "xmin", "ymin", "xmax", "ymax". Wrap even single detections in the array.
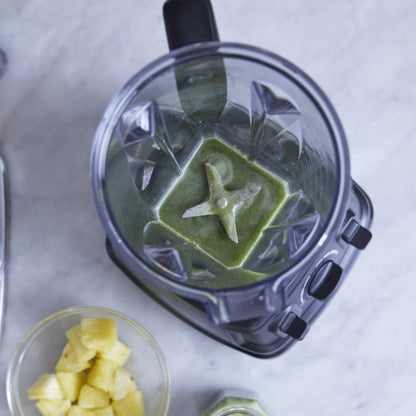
[
  {"xmin": 342, "ymin": 218, "xmax": 372, "ymax": 249},
  {"xmin": 279, "ymin": 312, "xmax": 308, "ymax": 340},
  {"xmin": 308, "ymin": 261, "xmax": 343, "ymax": 300}
]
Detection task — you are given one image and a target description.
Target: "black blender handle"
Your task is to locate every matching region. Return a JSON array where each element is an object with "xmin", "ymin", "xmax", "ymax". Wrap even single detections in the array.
[
  {"xmin": 163, "ymin": 0, "xmax": 220, "ymax": 50},
  {"xmin": 163, "ymin": 0, "xmax": 226, "ymax": 123}
]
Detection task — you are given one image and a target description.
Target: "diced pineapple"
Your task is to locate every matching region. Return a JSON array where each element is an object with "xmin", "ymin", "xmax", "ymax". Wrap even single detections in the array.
[
  {"xmin": 111, "ymin": 367, "xmax": 138, "ymax": 401},
  {"xmin": 57, "ymin": 371, "xmax": 84, "ymax": 402},
  {"xmin": 55, "ymin": 343, "xmax": 92, "ymax": 373},
  {"xmin": 78, "ymin": 385, "xmax": 109, "ymax": 409},
  {"xmin": 93, "ymin": 406, "xmax": 115, "ymax": 416},
  {"xmin": 86, "ymin": 359, "xmax": 116, "ymax": 393},
  {"xmin": 35, "ymin": 399, "xmax": 71, "ymax": 416},
  {"xmin": 28, "ymin": 374, "xmax": 63, "ymax": 400},
  {"xmin": 29, "ymin": 319, "xmax": 143, "ymax": 416},
  {"xmin": 67, "ymin": 405, "xmax": 95, "ymax": 416},
  {"xmin": 67, "ymin": 405, "xmax": 114, "ymax": 416},
  {"xmin": 112, "ymin": 390, "xmax": 145, "ymax": 416},
  {"xmin": 99, "ymin": 339, "xmax": 131, "ymax": 366},
  {"xmin": 67, "ymin": 325, "xmax": 97, "ymax": 362},
  {"xmin": 81, "ymin": 318, "xmax": 117, "ymax": 352}
]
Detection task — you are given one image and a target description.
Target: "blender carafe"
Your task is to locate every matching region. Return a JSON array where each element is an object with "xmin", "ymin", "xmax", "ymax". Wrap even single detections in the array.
[{"xmin": 90, "ymin": 0, "xmax": 373, "ymax": 357}]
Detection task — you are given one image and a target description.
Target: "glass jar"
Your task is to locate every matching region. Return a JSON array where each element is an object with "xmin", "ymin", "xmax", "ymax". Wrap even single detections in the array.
[{"xmin": 203, "ymin": 390, "xmax": 270, "ymax": 416}]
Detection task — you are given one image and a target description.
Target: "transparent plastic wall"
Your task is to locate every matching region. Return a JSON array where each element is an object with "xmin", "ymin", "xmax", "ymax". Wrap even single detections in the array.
[{"xmin": 101, "ymin": 45, "xmax": 340, "ymax": 289}]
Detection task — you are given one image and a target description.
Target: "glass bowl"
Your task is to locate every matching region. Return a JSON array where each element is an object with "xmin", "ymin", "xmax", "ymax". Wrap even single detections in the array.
[{"xmin": 7, "ymin": 306, "xmax": 170, "ymax": 416}]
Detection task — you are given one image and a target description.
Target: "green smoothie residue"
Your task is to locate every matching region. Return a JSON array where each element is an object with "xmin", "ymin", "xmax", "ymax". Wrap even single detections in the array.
[{"xmin": 157, "ymin": 137, "xmax": 287, "ymax": 268}]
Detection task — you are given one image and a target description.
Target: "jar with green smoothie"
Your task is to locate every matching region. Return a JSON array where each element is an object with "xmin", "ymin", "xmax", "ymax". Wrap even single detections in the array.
[{"xmin": 203, "ymin": 390, "xmax": 270, "ymax": 416}]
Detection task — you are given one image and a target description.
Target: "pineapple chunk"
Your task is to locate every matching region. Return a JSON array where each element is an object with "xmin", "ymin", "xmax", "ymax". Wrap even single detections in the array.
[
  {"xmin": 35, "ymin": 399, "xmax": 70, "ymax": 416},
  {"xmin": 86, "ymin": 359, "xmax": 116, "ymax": 393},
  {"xmin": 112, "ymin": 390, "xmax": 145, "ymax": 416},
  {"xmin": 68, "ymin": 406, "xmax": 114, "ymax": 416},
  {"xmin": 81, "ymin": 318, "xmax": 117, "ymax": 352},
  {"xmin": 99, "ymin": 339, "xmax": 131, "ymax": 366},
  {"xmin": 67, "ymin": 325, "xmax": 97, "ymax": 362},
  {"xmin": 55, "ymin": 342, "xmax": 92, "ymax": 373},
  {"xmin": 78, "ymin": 385, "xmax": 109, "ymax": 409},
  {"xmin": 57, "ymin": 371, "xmax": 84, "ymax": 402},
  {"xmin": 28, "ymin": 374, "xmax": 63, "ymax": 400},
  {"xmin": 111, "ymin": 367, "xmax": 138, "ymax": 400},
  {"xmin": 67, "ymin": 405, "xmax": 95, "ymax": 416},
  {"xmin": 93, "ymin": 406, "xmax": 115, "ymax": 416}
]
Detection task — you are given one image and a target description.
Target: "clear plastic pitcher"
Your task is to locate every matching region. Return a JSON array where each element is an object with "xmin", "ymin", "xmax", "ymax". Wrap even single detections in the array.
[{"xmin": 90, "ymin": 0, "xmax": 373, "ymax": 357}]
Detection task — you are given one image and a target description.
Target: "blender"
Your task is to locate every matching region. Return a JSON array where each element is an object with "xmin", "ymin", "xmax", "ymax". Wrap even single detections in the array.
[{"xmin": 90, "ymin": 0, "xmax": 373, "ymax": 358}]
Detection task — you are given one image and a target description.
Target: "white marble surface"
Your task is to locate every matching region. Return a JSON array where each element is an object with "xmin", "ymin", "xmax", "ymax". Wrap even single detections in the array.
[{"xmin": 1, "ymin": 0, "xmax": 415, "ymax": 415}]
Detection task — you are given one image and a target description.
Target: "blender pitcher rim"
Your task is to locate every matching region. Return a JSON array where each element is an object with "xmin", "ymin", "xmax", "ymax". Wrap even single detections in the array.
[{"xmin": 90, "ymin": 41, "xmax": 350, "ymax": 293}]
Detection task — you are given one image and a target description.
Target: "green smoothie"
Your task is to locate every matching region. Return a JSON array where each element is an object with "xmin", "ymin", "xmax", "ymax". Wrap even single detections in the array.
[
  {"xmin": 157, "ymin": 138, "xmax": 287, "ymax": 269},
  {"xmin": 203, "ymin": 392, "xmax": 270, "ymax": 416}
]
